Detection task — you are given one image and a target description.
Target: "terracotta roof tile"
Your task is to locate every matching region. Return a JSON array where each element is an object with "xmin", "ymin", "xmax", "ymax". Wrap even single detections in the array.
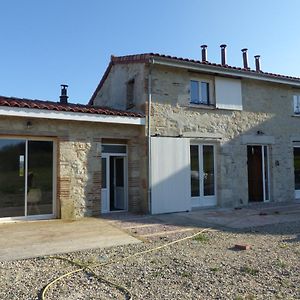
[{"xmin": 0, "ymin": 96, "xmax": 144, "ymax": 118}]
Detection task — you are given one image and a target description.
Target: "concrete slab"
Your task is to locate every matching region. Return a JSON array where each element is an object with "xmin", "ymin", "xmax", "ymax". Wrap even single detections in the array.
[
  {"xmin": 0, "ymin": 218, "xmax": 140, "ymax": 262},
  {"xmin": 103, "ymin": 202, "xmax": 300, "ymax": 238},
  {"xmin": 153, "ymin": 202, "xmax": 300, "ymax": 229}
]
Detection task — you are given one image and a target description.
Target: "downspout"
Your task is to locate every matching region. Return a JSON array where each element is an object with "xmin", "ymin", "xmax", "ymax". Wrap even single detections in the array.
[{"xmin": 147, "ymin": 58, "xmax": 154, "ymax": 213}]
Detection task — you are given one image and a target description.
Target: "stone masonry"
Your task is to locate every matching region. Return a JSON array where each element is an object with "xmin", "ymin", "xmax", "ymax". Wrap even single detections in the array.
[{"xmin": 0, "ymin": 116, "xmax": 146, "ymax": 219}]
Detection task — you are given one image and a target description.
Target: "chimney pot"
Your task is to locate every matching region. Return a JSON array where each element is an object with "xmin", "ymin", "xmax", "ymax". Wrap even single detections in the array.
[
  {"xmin": 60, "ymin": 84, "xmax": 69, "ymax": 104},
  {"xmin": 241, "ymin": 48, "xmax": 249, "ymax": 69},
  {"xmin": 201, "ymin": 44, "xmax": 208, "ymax": 62},
  {"xmin": 254, "ymin": 55, "xmax": 261, "ymax": 72},
  {"xmin": 220, "ymin": 44, "xmax": 227, "ymax": 65}
]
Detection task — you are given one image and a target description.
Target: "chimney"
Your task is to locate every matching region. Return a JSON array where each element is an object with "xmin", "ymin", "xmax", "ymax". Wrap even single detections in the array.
[
  {"xmin": 201, "ymin": 44, "xmax": 207, "ymax": 62},
  {"xmin": 220, "ymin": 44, "xmax": 227, "ymax": 65},
  {"xmin": 241, "ymin": 48, "xmax": 249, "ymax": 69},
  {"xmin": 254, "ymin": 55, "xmax": 261, "ymax": 71},
  {"xmin": 60, "ymin": 84, "xmax": 68, "ymax": 104}
]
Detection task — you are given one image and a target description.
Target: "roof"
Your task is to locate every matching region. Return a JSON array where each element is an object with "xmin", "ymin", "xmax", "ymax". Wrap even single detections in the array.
[
  {"xmin": 89, "ymin": 53, "xmax": 300, "ymax": 105},
  {"xmin": 0, "ymin": 95, "xmax": 144, "ymax": 118}
]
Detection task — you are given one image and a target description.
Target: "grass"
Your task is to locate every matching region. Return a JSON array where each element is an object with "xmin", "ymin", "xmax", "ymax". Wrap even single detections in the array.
[
  {"xmin": 193, "ymin": 234, "xmax": 209, "ymax": 243},
  {"xmin": 210, "ymin": 267, "xmax": 220, "ymax": 273},
  {"xmin": 240, "ymin": 266, "xmax": 259, "ymax": 276},
  {"xmin": 275, "ymin": 259, "xmax": 286, "ymax": 268}
]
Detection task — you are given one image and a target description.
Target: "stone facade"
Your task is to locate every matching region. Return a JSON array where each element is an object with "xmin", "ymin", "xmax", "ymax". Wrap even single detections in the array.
[
  {"xmin": 148, "ymin": 64, "xmax": 300, "ymax": 207},
  {"xmin": 0, "ymin": 116, "xmax": 146, "ymax": 219},
  {"xmin": 94, "ymin": 60, "xmax": 300, "ymax": 209}
]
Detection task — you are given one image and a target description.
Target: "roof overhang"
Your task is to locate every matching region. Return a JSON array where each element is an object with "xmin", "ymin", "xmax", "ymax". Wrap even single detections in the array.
[
  {"xmin": 0, "ymin": 106, "xmax": 145, "ymax": 125},
  {"xmin": 151, "ymin": 57, "xmax": 300, "ymax": 88}
]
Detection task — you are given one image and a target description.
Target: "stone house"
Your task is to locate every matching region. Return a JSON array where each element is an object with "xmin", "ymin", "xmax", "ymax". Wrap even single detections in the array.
[
  {"xmin": 0, "ymin": 93, "xmax": 146, "ymax": 221},
  {"xmin": 90, "ymin": 46, "xmax": 300, "ymax": 214}
]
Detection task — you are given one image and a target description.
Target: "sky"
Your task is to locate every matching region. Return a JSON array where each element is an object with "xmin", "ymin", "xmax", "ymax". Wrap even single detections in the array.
[{"xmin": 1, "ymin": 0, "xmax": 300, "ymax": 105}]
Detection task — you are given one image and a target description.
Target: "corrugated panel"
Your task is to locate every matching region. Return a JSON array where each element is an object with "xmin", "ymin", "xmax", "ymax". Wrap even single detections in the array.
[
  {"xmin": 151, "ymin": 137, "xmax": 191, "ymax": 214},
  {"xmin": 215, "ymin": 77, "xmax": 242, "ymax": 110}
]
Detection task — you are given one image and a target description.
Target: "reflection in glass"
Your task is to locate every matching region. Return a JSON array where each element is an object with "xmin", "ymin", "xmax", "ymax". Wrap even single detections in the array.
[
  {"xmin": 203, "ymin": 145, "xmax": 215, "ymax": 196},
  {"xmin": 27, "ymin": 141, "xmax": 53, "ymax": 216},
  {"xmin": 294, "ymin": 147, "xmax": 300, "ymax": 190},
  {"xmin": 0, "ymin": 139, "xmax": 26, "ymax": 217},
  {"xmin": 190, "ymin": 145, "xmax": 200, "ymax": 197}
]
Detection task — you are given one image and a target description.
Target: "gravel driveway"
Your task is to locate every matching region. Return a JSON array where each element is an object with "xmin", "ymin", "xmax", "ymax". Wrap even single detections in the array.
[{"xmin": 0, "ymin": 221, "xmax": 299, "ymax": 300}]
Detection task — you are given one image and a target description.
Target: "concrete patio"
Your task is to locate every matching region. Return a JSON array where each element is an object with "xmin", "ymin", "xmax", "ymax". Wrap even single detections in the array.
[
  {"xmin": 0, "ymin": 218, "xmax": 140, "ymax": 262},
  {"xmin": 1, "ymin": 202, "xmax": 299, "ymax": 262}
]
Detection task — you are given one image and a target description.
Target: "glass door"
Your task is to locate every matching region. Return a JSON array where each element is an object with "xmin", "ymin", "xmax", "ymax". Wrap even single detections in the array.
[
  {"xmin": 190, "ymin": 144, "xmax": 216, "ymax": 207},
  {"xmin": 27, "ymin": 141, "xmax": 53, "ymax": 216},
  {"xmin": 294, "ymin": 147, "xmax": 300, "ymax": 199},
  {"xmin": 0, "ymin": 138, "xmax": 54, "ymax": 219},
  {"xmin": 0, "ymin": 139, "xmax": 26, "ymax": 218}
]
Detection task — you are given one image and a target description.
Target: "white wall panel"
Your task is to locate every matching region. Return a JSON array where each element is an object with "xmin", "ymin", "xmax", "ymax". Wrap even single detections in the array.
[
  {"xmin": 215, "ymin": 77, "xmax": 242, "ymax": 110},
  {"xmin": 151, "ymin": 137, "xmax": 191, "ymax": 214}
]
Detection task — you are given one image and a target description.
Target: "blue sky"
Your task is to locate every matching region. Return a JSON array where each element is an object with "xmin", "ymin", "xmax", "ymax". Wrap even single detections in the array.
[{"xmin": 1, "ymin": 0, "xmax": 300, "ymax": 104}]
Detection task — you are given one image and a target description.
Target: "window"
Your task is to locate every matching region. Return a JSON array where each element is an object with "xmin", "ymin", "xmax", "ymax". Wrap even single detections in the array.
[
  {"xmin": 294, "ymin": 95, "xmax": 300, "ymax": 115},
  {"xmin": 190, "ymin": 80, "xmax": 210, "ymax": 105},
  {"xmin": 126, "ymin": 79, "xmax": 135, "ymax": 109}
]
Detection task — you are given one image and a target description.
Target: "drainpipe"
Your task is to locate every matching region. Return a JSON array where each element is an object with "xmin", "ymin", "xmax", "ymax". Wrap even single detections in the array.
[{"xmin": 147, "ymin": 58, "xmax": 154, "ymax": 214}]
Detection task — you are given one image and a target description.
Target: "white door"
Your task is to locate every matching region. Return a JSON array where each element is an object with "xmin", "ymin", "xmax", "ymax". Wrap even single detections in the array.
[
  {"xmin": 190, "ymin": 144, "xmax": 217, "ymax": 207},
  {"xmin": 101, "ymin": 156, "xmax": 109, "ymax": 213},
  {"xmin": 294, "ymin": 147, "xmax": 300, "ymax": 199}
]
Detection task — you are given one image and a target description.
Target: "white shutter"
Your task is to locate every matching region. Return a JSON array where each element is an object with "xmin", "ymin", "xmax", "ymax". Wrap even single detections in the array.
[
  {"xmin": 151, "ymin": 137, "xmax": 191, "ymax": 214},
  {"xmin": 215, "ymin": 77, "xmax": 242, "ymax": 110}
]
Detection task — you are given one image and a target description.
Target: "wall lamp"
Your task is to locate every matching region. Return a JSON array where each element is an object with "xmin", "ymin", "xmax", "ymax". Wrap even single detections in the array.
[{"xmin": 26, "ymin": 121, "xmax": 33, "ymax": 129}]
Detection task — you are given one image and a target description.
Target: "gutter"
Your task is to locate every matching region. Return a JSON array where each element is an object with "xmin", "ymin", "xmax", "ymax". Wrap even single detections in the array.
[
  {"xmin": 152, "ymin": 57, "xmax": 300, "ymax": 87},
  {"xmin": 0, "ymin": 106, "xmax": 145, "ymax": 125},
  {"xmin": 147, "ymin": 58, "xmax": 154, "ymax": 213}
]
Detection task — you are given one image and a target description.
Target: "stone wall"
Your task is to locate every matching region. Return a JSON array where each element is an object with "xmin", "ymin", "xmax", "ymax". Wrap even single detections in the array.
[
  {"xmin": 0, "ymin": 117, "xmax": 146, "ymax": 219},
  {"xmin": 93, "ymin": 63, "xmax": 147, "ymax": 113},
  {"xmin": 148, "ymin": 64, "xmax": 300, "ymax": 207}
]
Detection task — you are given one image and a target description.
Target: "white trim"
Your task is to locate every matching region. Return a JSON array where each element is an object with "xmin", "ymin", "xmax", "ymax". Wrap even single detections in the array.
[
  {"xmin": 153, "ymin": 58, "xmax": 300, "ymax": 87},
  {"xmin": 0, "ymin": 106, "xmax": 145, "ymax": 125},
  {"xmin": 190, "ymin": 143, "xmax": 217, "ymax": 208},
  {"xmin": 0, "ymin": 214, "xmax": 55, "ymax": 223}
]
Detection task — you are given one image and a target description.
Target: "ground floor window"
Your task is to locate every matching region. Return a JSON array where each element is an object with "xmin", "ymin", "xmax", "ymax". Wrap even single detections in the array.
[
  {"xmin": 190, "ymin": 144, "xmax": 216, "ymax": 207},
  {"xmin": 294, "ymin": 147, "xmax": 300, "ymax": 199},
  {"xmin": 0, "ymin": 138, "xmax": 54, "ymax": 219}
]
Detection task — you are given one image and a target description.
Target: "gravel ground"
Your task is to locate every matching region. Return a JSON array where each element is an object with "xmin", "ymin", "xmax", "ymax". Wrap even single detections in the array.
[{"xmin": 0, "ymin": 221, "xmax": 300, "ymax": 300}]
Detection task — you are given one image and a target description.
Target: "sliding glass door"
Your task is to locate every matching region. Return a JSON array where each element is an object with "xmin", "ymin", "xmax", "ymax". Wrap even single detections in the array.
[
  {"xmin": 0, "ymin": 139, "xmax": 26, "ymax": 217},
  {"xmin": 0, "ymin": 138, "xmax": 54, "ymax": 219}
]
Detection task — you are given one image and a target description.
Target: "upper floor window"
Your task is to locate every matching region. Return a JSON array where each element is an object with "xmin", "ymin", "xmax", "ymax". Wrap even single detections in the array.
[
  {"xmin": 126, "ymin": 79, "xmax": 135, "ymax": 109},
  {"xmin": 294, "ymin": 95, "xmax": 300, "ymax": 115},
  {"xmin": 190, "ymin": 80, "xmax": 210, "ymax": 105}
]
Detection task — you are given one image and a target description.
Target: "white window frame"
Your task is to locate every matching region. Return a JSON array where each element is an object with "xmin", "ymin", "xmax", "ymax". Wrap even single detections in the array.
[
  {"xmin": 190, "ymin": 78, "xmax": 214, "ymax": 106},
  {"xmin": 190, "ymin": 143, "xmax": 217, "ymax": 208},
  {"xmin": 293, "ymin": 95, "xmax": 300, "ymax": 115}
]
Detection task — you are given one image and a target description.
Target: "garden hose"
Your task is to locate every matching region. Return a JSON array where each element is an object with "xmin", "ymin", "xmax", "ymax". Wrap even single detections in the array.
[{"xmin": 41, "ymin": 227, "xmax": 214, "ymax": 300}]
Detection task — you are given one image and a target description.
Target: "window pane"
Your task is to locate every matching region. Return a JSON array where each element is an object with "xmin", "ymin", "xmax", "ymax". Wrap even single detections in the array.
[
  {"xmin": 190, "ymin": 81, "xmax": 199, "ymax": 104},
  {"xmin": 0, "ymin": 139, "xmax": 25, "ymax": 217},
  {"xmin": 27, "ymin": 141, "xmax": 53, "ymax": 216},
  {"xmin": 294, "ymin": 96, "xmax": 300, "ymax": 114},
  {"xmin": 102, "ymin": 158, "xmax": 106, "ymax": 188},
  {"xmin": 203, "ymin": 145, "xmax": 215, "ymax": 196},
  {"xmin": 201, "ymin": 82, "xmax": 209, "ymax": 105},
  {"xmin": 102, "ymin": 145, "xmax": 127, "ymax": 154},
  {"xmin": 294, "ymin": 147, "xmax": 300, "ymax": 190},
  {"xmin": 190, "ymin": 145, "xmax": 200, "ymax": 197}
]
